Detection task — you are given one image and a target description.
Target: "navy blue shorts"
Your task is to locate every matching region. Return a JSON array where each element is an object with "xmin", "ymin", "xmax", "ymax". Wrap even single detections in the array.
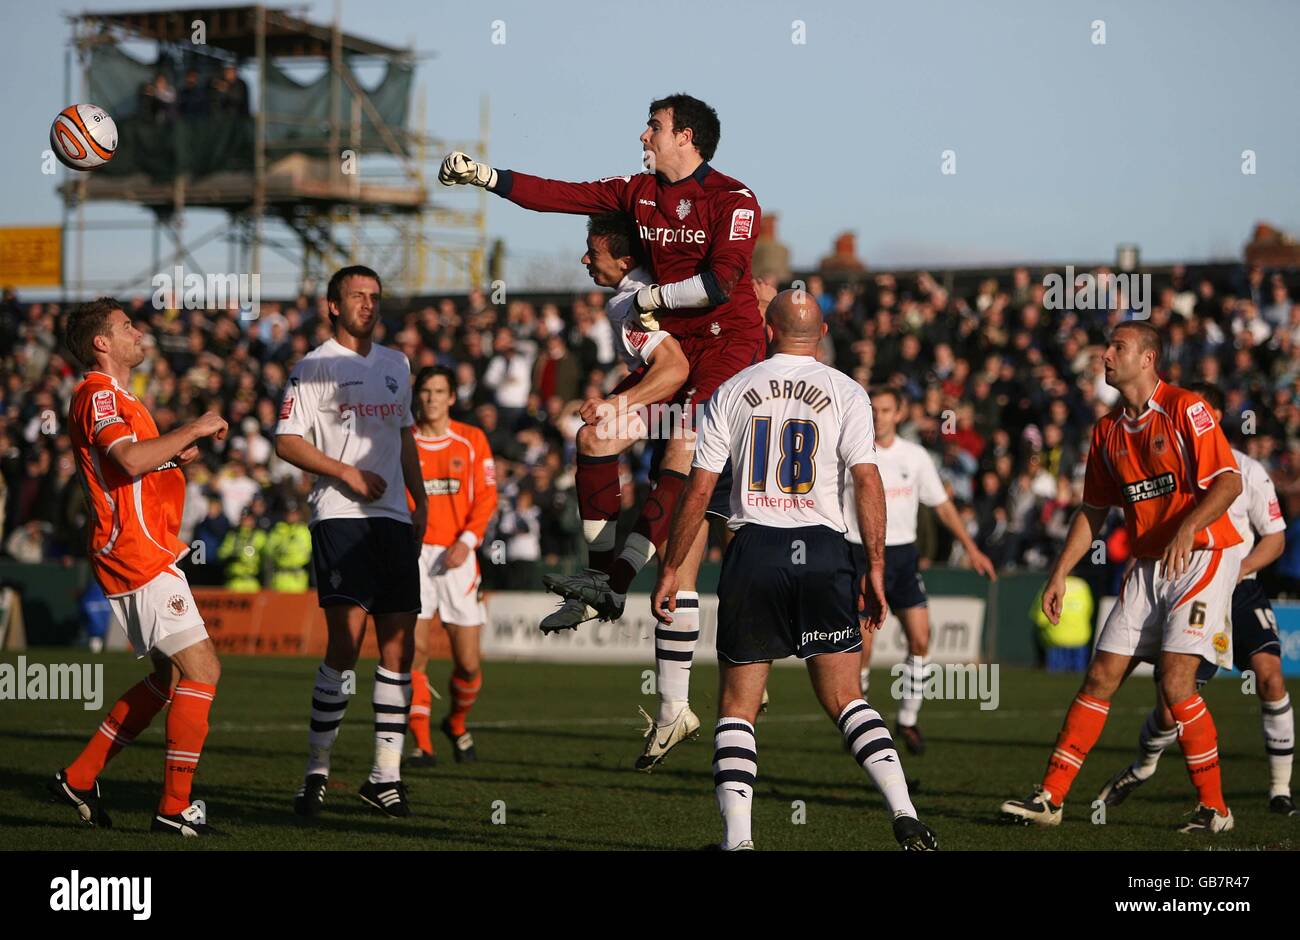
[
  {"xmin": 716, "ymin": 524, "xmax": 861, "ymax": 662},
  {"xmin": 705, "ymin": 460, "xmax": 733, "ymax": 520},
  {"xmin": 311, "ymin": 517, "xmax": 421, "ymax": 615},
  {"xmin": 851, "ymin": 541, "xmax": 929, "ymax": 613}
]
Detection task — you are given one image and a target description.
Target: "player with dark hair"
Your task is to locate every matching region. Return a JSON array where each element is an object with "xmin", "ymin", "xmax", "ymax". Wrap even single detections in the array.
[
  {"xmin": 1095, "ymin": 381, "xmax": 1296, "ymax": 816},
  {"xmin": 1002, "ymin": 322, "xmax": 1244, "ymax": 833},
  {"xmin": 404, "ymin": 365, "xmax": 498, "ymax": 766},
  {"xmin": 439, "ymin": 93, "xmax": 764, "ymax": 626},
  {"xmin": 846, "ymin": 386, "xmax": 997, "ymax": 754},
  {"xmin": 53, "ymin": 297, "xmax": 228, "ymax": 836},
  {"xmin": 276, "ymin": 265, "xmax": 428, "ymax": 818}
]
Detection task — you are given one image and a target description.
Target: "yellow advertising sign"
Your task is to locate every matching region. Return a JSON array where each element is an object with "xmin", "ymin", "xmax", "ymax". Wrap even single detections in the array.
[{"xmin": 0, "ymin": 226, "xmax": 62, "ymax": 287}]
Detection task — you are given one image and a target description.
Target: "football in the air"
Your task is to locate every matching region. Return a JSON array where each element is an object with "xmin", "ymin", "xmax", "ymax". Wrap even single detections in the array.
[{"xmin": 49, "ymin": 103, "xmax": 118, "ymax": 171}]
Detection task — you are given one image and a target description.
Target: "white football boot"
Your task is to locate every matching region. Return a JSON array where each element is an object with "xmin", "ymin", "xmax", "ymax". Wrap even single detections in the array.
[{"xmin": 635, "ymin": 704, "xmax": 701, "ymax": 771}]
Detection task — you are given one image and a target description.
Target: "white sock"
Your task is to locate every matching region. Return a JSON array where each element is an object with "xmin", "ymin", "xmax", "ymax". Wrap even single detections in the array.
[
  {"xmin": 713, "ymin": 717, "xmax": 756, "ymax": 849},
  {"xmin": 1262, "ymin": 693, "xmax": 1294, "ymax": 798},
  {"xmin": 615, "ymin": 533, "xmax": 655, "ymax": 588},
  {"xmin": 656, "ymin": 591, "xmax": 698, "ymax": 724},
  {"xmin": 896, "ymin": 655, "xmax": 925, "ymax": 727},
  {"xmin": 1133, "ymin": 708, "xmax": 1178, "ymax": 780},
  {"xmin": 306, "ymin": 662, "xmax": 348, "ymax": 778},
  {"xmin": 839, "ymin": 699, "xmax": 916, "ymax": 818},
  {"xmin": 369, "ymin": 666, "xmax": 412, "ymax": 784}
]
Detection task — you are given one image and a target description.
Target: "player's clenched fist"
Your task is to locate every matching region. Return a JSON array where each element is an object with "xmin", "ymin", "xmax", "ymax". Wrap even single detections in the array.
[
  {"xmin": 439, "ymin": 151, "xmax": 497, "ymax": 189},
  {"xmin": 192, "ymin": 411, "xmax": 228, "ymax": 441},
  {"xmin": 633, "ymin": 284, "xmax": 663, "ymax": 331}
]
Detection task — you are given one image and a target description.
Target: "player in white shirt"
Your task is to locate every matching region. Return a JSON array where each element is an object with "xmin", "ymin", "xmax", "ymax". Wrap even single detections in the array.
[
  {"xmin": 274, "ymin": 265, "xmax": 429, "ymax": 819},
  {"xmin": 652, "ymin": 290, "xmax": 937, "ymax": 851},
  {"xmin": 843, "ymin": 387, "xmax": 997, "ymax": 755},
  {"xmin": 1096, "ymin": 382, "xmax": 1296, "ymax": 816},
  {"xmin": 539, "ymin": 213, "xmax": 722, "ymax": 771}
]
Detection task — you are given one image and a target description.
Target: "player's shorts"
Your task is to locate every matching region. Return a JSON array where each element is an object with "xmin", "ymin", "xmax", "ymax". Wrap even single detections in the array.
[
  {"xmin": 1096, "ymin": 548, "xmax": 1240, "ymax": 668},
  {"xmin": 675, "ymin": 332, "xmax": 765, "ymax": 410},
  {"xmin": 108, "ymin": 564, "xmax": 207, "ymax": 659},
  {"xmin": 418, "ymin": 542, "xmax": 486, "ymax": 625},
  {"xmin": 850, "ymin": 541, "xmax": 929, "ymax": 612},
  {"xmin": 1195, "ymin": 576, "xmax": 1283, "ymax": 681},
  {"xmin": 716, "ymin": 524, "xmax": 861, "ymax": 663},
  {"xmin": 311, "ymin": 517, "xmax": 421, "ymax": 615}
]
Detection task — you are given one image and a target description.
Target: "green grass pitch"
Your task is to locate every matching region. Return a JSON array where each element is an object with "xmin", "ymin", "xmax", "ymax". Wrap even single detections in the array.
[{"xmin": 1, "ymin": 651, "xmax": 1296, "ymax": 850}]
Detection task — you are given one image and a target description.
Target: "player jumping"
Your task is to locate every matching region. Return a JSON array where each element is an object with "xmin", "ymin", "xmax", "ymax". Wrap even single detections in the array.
[
  {"xmin": 1001, "ymin": 322, "xmax": 1243, "ymax": 834},
  {"xmin": 1094, "ymin": 382, "xmax": 1296, "ymax": 816},
  {"xmin": 53, "ymin": 298, "xmax": 228, "ymax": 837},
  {"xmin": 847, "ymin": 387, "xmax": 996, "ymax": 754},
  {"xmin": 653, "ymin": 291, "xmax": 938, "ymax": 851},
  {"xmin": 276, "ymin": 266, "xmax": 428, "ymax": 818},
  {"xmin": 440, "ymin": 93, "xmax": 764, "ymax": 630},
  {"xmin": 405, "ymin": 366, "xmax": 498, "ymax": 766}
]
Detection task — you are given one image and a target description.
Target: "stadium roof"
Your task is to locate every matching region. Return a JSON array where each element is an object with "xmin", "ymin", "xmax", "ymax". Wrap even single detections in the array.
[{"xmin": 73, "ymin": 5, "xmax": 411, "ymax": 59}]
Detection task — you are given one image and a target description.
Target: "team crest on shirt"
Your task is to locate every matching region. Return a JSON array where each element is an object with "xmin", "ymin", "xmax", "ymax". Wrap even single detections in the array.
[
  {"xmin": 710, "ymin": 321, "xmax": 721, "ymax": 336},
  {"xmin": 386, "ymin": 375, "xmax": 399, "ymax": 396},
  {"xmin": 675, "ymin": 199, "xmax": 692, "ymax": 220},
  {"xmin": 1152, "ymin": 434, "xmax": 1167, "ymax": 455},
  {"xmin": 1211, "ymin": 631, "xmax": 1230, "ymax": 653},
  {"xmin": 450, "ymin": 456, "xmax": 466, "ymax": 474},
  {"xmin": 92, "ymin": 389, "xmax": 117, "ymax": 420},
  {"xmin": 1187, "ymin": 401, "xmax": 1215, "ymax": 436},
  {"xmin": 167, "ymin": 594, "xmax": 188, "ymax": 616}
]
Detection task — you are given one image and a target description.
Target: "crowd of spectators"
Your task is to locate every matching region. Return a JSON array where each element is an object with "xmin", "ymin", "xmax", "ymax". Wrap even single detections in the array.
[
  {"xmin": 137, "ymin": 63, "xmax": 250, "ymax": 123},
  {"xmin": 5, "ymin": 262, "xmax": 1300, "ymax": 597}
]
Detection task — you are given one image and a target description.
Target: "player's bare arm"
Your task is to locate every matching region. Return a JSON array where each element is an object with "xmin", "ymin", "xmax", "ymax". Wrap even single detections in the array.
[
  {"xmin": 850, "ymin": 461, "xmax": 888, "ymax": 631},
  {"xmin": 651, "ymin": 466, "xmax": 719, "ymax": 623},
  {"xmin": 1042, "ymin": 504, "xmax": 1110, "ymax": 624},
  {"xmin": 108, "ymin": 410, "xmax": 227, "ymax": 477},
  {"xmin": 274, "ymin": 433, "xmax": 386, "ymax": 501},
  {"xmin": 582, "ymin": 338, "xmax": 689, "ymax": 429},
  {"xmin": 401, "ymin": 426, "xmax": 428, "ymax": 556},
  {"xmin": 1238, "ymin": 530, "xmax": 1284, "ymax": 581},
  {"xmin": 934, "ymin": 499, "xmax": 997, "ymax": 580},
  {"xmin": 1160, "ymin": 471, "xmax": 1242, "ymax": 579}
]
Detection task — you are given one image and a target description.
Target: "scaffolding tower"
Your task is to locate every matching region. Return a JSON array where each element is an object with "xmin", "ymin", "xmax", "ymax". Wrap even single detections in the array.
[{"xmin": 61, "ymin": 4, "xmax": 487, "ymax": 300}]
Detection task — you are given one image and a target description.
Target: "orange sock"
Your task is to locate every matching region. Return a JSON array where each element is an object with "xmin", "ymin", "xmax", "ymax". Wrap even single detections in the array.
[
  {"xmin": 160, "ymin": 680, "xmax": 216, "ymax": 816},
  {"xmin": 1170, "ymin": 693, "xmax": 1228, "ymax": 815},
  {"xmin": 66, "ymin": 675, "xmax": 171, "ymax": 790},
  {"xmin": 448, "ymin": 672, "xmax": 482, "ymax": 737},
  {"xmin": 409, "ymin": 670, "xmax": 434, "ymax": 753},
  {"xmin": 1041, "ymin": 693, "xmax": 1110, "ymax": 803}
]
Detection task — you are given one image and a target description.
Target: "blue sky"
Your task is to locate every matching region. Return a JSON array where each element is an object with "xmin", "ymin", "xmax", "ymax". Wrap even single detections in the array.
[{"xmin": 4, "ymin": 0, "xmax": 1298, "ymax": 296}]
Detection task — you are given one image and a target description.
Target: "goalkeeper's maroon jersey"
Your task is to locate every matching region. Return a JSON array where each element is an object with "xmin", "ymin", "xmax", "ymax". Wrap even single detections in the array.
[{"xmin": 493, "ymin": 163, "xmax": 763, "ymax": 343}]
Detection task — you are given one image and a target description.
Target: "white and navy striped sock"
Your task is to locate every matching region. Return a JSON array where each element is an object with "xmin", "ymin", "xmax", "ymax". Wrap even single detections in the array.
[
  {"xmin": 896, "ymin": 655, "xmax": 925, "ymax": 727},
  {"xmin": 655, "ymin": 592, "xmax": 698, "ymax": 724},
  {"xmin": 839, "ymin": 699, "xmax": 916, "ymax": 818},
  {"xmin": 1262, "ymin": 694, "xmax": 1294, "ymax": 798},
  {"xmin": 1133, "ymin": 708, "xmax": 1178, "ymax": 780},
  {"xmin": 370, "ymin": 667, "xmax": 412, "ymax": 784},
  {"xmin": 305, "ymin": 663, "xmax": 349, "ymax": 778},
  {"xmin": 713, "ymin": 717, "xmax": 757, "ymax": 850}
]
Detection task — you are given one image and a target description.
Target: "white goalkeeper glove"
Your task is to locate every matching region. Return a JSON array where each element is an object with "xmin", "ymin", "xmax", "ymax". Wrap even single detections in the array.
[
  {"xmin": 634, "ymin": 285, "xmax": 664, "ymax": 330},
  {"xmin": 439, "ymin": 151, "xmax": 497, "ymax": 189}
]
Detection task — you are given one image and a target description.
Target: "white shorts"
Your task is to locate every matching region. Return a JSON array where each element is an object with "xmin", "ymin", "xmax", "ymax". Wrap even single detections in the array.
[
  {"xmin": 1096, "ymin": 547, "xmax": 1240, "ymax": 668},
  {"xmin": 418, "ymin": 543, "xmax": 485, "ymax": 626},
  {"xmin": 108, "ymin": 565, "xmax": 208, "ymax": 659}
]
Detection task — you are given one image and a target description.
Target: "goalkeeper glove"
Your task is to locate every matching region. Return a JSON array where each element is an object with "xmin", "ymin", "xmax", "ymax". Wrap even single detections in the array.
[
  {"xmin": 439, "ymin": 152, "xmax": 498, "ymax": 189},
  {"xmin": 633, "ymin": 285, "xmax": 664, "ymax": 330}
]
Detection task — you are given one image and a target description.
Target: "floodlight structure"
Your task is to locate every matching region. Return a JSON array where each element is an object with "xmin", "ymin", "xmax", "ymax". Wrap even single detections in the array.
[{"xmin": 61, "ymin": 4, "xmax": 487, "ymax": 300}]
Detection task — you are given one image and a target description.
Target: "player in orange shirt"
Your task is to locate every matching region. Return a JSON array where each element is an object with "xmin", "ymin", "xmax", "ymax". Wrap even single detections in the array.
[
  {"xmin": 51, "ymin": 298, "xmax": 229, "ymax": 837},
  {"xmin": 405, "ymin": 366, "xmax": 498, "ymax": 764},
  {"xmin": 1001, "ymin": 320, "xmax": 1244, "ymax": 834}
]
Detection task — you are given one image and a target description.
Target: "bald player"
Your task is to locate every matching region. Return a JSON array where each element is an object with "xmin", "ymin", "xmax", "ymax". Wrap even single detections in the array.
[{"xmin": 654, "ymin": 290, "xmax": 938, "ymax": 851}]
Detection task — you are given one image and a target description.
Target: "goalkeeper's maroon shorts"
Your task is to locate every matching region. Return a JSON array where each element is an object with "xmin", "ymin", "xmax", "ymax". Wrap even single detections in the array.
[{"xmin": 675, "ymin": 331, "xmax": 765, "ymax": 409}]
